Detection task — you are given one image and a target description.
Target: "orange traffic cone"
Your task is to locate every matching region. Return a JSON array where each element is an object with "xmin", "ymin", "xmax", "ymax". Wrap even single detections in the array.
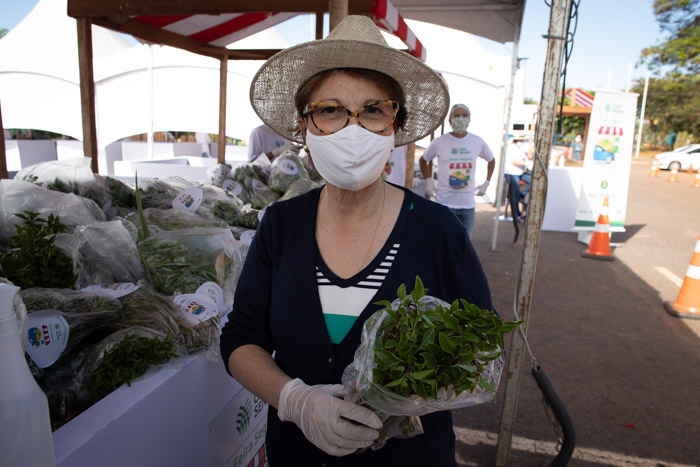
[
  {"xmin": 668, "ymin": 168, "xmax": 679, "ymax": 182},
  {"xmin": 664, "ymin": 236, "xmax": 700, "ymax": 319},
  {"xmin": 693, "ymin": 173, "xmax": 700, "ymax": 188},
  {"xmin": 582, "ymin": 196, "xmax": 614, "ymax": 261},
  {"xmin": 649, "ymin": 161, "xmax": 659, "ymax": 177}
]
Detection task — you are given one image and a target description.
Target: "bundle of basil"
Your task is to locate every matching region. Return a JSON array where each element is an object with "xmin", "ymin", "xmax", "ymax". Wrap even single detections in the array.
[{"xmin": 343, "ymin": 277, "xmax": 520, "ymax": 446}]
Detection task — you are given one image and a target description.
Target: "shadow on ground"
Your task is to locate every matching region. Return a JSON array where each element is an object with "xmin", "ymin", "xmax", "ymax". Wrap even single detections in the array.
[{"xmin": 449, "ymin": 210, "xmax": 700, "ymax": 466}]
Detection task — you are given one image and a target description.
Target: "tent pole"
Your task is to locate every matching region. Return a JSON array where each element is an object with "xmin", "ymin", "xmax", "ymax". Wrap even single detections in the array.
[
  {"xmin": 0, "ymin": 99, "xmax": 7, "ymax": 179},
  {"xmin": 147, "ymin": 44, "xmax": 154, "ymax": 160},
  {"xmin": 76, "ymin": 18, "xmax": 99, "ymax": 174},
  {"xmin": 495, "ymin": 0, "xmax": 572, "ymax": 465},
  {"xmin": 217, "ymin": 55, "xmax": 228, "ymax": 164},
  {"xmin": 491, "ymin": 4, "xmax": 525, "ymax": 251}
]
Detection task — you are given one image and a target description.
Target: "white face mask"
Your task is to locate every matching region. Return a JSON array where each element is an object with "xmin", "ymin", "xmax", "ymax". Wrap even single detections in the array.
[
  {"xmin": 450, "ymin": 116, "xmax": 470, "ymax": 133},
  {"xmin": 305, "ymin": 125, "xmax": 395, "ymax": 191}
]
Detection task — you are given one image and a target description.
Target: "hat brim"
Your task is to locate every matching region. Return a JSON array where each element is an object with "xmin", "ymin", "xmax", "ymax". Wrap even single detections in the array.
[{"xmin": 249, "ymin": 38, "xmax": 449, "ymax": 147}]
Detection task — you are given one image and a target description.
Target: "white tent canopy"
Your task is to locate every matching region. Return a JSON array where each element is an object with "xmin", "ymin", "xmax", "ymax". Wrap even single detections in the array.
[
  {"xmin": 0, "ymin": 0, "xmax": 293, "ymax": 146},
  {"xmin": 1, "ymin": 0, "xmax": 512, "ymax": 152}
]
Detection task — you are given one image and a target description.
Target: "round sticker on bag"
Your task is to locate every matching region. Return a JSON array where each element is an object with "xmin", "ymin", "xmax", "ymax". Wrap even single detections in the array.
[
  {"xmin": 278, "ymin": 158, "xmax": 299, "ymax": 176},
  {"xmin": 24, "ymin": 310, "xmax": 70, "ymax": 369},
  {"xmin": 172, "ymin": 187, "xmax": 203, "ymax": 212},
  {"xmin": 173, "ymin": 293, "xmax": 218, "ymax": 324},
  {"xmin": 251, "ymin": 179, "xmax": 269, "ymax": 192},
  {"xmin": 196, "ymin": 282, "xmax": 225, "ymax": 316},
  {"xmin": 222, "ymin": 179, "xmax": 243, "ymax": 197}
]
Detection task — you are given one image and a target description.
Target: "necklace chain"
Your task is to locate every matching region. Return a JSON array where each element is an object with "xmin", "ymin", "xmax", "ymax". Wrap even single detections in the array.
[{"xmin": 361, "ymin": 183, "xmax": 386, "ymax": 268}]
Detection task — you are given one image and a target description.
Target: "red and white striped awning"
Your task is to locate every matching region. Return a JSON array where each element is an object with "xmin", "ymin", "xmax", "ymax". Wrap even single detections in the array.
[
  {"xmin": 129, "ymin": 1, "xmax": 426, "ymax": 60},
  {"xmin": 371, "ymin": 0, "xmax": 426, "ymax": 61},
  {"xmin": 131, "ymin": 12, "xmax": 299, "ymax": 48}
]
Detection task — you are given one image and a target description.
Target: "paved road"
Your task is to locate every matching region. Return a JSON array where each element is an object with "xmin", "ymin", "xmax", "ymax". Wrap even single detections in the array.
[{"xmin": 451, "ymin": 156, "xmax": 700, "ymax": 466}]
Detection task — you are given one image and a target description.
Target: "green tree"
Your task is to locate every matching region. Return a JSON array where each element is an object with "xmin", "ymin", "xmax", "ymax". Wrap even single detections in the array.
[
  {"xmin": 641, "ymin": 0, "xmax": 700, "ymax": 75},
  {"xmin": 0, "ymin": 28, "xmax": 8, "ymax": 39},
  {"xmin": 634, "ymin": 0, "xmax": 699, "ymax": 143}
]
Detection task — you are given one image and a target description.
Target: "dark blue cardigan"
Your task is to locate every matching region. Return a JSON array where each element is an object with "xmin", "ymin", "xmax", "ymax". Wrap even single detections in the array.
[{"xmin": 220, "ymin": 183, "xmax": 494, "ymax": 466}]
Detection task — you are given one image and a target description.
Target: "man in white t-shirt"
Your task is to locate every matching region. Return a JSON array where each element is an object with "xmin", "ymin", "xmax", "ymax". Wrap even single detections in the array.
[
  {"xmin": 247, "ymin": 124, "xmax": 299, "ymax": 162},
  {"xmin": 382, "ymin": 143, "xmax": 415, "ymax": 188},
  {"xmin": 419, "ymin": 103, "xmax": 495, "ymax": 239}
]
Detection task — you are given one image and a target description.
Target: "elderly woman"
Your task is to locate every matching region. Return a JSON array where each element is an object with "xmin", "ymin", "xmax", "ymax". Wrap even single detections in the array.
[{"xmin": 220, "ymin": 15, "xmax": 494, "ymax": 466}]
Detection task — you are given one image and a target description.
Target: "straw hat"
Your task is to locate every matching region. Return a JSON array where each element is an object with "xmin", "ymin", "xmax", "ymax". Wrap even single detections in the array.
[{"xmin": 249, "ymin": 15, "xmax": 449, "ymax": 147}]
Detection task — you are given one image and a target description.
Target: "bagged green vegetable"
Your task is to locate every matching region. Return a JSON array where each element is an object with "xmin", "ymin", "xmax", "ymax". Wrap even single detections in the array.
[
  {"xmin": 268, "ymin": 153, "xmax": 310, "ymax": 194},
  {"xmin": 343, "ymin": 277, "xmax": 519, "ymax": 448},
  {"xmin": 137, "ymin": 226, "xmax": 241, "ymax": 312},
  {"xmin": 118, "ymin": 286, "xmax": 220, "ymax": 361}
]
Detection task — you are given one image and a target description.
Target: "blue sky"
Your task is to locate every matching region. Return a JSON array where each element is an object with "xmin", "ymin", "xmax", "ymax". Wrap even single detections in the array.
[{"xmin": 2, "ymin": 0, "xmax": 662, "ymax": 100}]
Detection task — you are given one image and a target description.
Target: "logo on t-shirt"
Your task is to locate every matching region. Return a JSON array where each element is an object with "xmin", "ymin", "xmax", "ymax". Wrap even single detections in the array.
[{"xmin": 449, "ymin": 161, "xmax": 473, "ymax": 189}]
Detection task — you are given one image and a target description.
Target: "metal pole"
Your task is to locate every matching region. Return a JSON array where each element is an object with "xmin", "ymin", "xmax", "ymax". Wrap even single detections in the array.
[
  {"xmin": 491, "ymin": 6, "xmax": 524, "ymax": 251},
  {"xmin": 634, "ymin": 72, "xmax": 649, "ymax": 159},
  {"xmin": 495, "ymin": 0, "xmax": 572, "ymax": 464}
]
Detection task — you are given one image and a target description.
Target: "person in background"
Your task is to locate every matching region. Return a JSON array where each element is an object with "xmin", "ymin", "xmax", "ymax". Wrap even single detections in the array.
[
  {"xmin": 247, "ymin": 124, "xmax": 300, "ymax": 162},
  {"xmin": 666, "ymin": 131, "xmax": 677, "ymax": 151},
  {"xmin": 419, "ymin": 103, "xmax": 495, "ymax": 239},
  {"xmin": 572, "ymin": 133, "xmax": 584, "ymax": 161},
  {"xmin": 195, "ymin": 132, "xmax": 212, "ymax": 158},
  {"xmin": 220, "ymin": 15, "xmax": 494, "ymax": 467},
  {"xmin": 382, "ymin": 142, "xmax": 416, "ymax": 188},
  {"xmin": 504, "ymin": 137, "xmax": 530, "ymax": 222}
]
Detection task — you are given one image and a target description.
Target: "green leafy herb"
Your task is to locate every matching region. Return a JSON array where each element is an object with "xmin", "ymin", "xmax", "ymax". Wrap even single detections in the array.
[
  {"xmin": 82, "ymin": 330, "xmax": 178, "ymax": 399},
  {"xmin": 372, "ymin": 277, "xmax": 521, "ymax": 400},
  {"xmin": 0, "ymin": 211, "xmax": 76, "ymax": 289}
]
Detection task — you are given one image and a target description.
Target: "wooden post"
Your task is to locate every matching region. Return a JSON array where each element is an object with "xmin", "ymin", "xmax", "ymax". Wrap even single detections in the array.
[
  {"xmin": 218, "ymin": 55, "xmax": 228, "ymax": 164},
  {"xmin": 495, "ymin": 0, "xmax": 573, "ymax": 465},
  {"xmin": 329, "ymin": 0, "xmax": 348, "ymax": 30},
  {"xmin": 76, "ymin": 18, "xmax": 99, "ymax": 173}
]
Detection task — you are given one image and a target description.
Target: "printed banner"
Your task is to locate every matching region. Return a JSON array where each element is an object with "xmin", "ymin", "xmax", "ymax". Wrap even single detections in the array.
[{"xmin": 574, "ymin": 91, "xmax": 639, "ymax": 231}]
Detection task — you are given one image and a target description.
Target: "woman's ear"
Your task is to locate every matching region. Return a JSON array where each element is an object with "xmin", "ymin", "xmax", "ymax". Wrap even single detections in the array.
[{"xmin": 297, "ymin": 116, "xmax": 307, "ymax": 136}]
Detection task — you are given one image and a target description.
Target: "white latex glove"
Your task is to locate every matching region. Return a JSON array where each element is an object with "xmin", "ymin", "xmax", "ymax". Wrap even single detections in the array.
[
  {"xmin": 270, "ymin": 141, "xmax": 300, "ymax": 158},
  {"xmin": 475, "ymin": 180, "xmax": 490, "ymax": 196},
  {"xmin": 278, "ymin": 378, "xmax": 382, "ymax": 456},
  {"xmin": 424, "ymin": 177, "xmax": 436, "ymax": 198}
]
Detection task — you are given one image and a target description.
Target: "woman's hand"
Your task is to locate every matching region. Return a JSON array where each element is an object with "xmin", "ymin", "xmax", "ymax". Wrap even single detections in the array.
[{"xmin": 277, "ymin": 378, "xmax": 383, "ymax": 456}]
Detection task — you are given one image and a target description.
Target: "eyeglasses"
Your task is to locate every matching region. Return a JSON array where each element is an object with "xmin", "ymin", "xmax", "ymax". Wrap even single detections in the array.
[{"xmin": 302, "ymin": 100, "xmax": 399, "ymax": 135}]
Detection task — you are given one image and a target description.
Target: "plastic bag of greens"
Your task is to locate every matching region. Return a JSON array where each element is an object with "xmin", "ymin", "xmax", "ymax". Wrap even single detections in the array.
[
  {"xmin": 118, "ymin": 285, "xmax": 221, "ymax": 361},
  {"xmin": 137, "ymin": 226, "xmax": 241, "ymax": 312},
  {"xmin": 279, "ymin": 179, "xmax": 324, "ymax": 201},
  {"xmin": 212, "ymin": 200, "xmax": 262, "ymax": 230},
  {"xmin": 230, "ymin": 163, "xmax": 279, "ymax": 209},
  {"xmin": 54, "ymin": 219, "xmax": 146, "ymax": 289},
  {"xmin": 126, "ymin": 207, "xmax": 228, "ymax": 234},
  {"xmin": 15, "ymin": 158, "xmax": 131, "ymax": 220},
  {"xmin": 20, "ymin": 287, "xmax": 123, "ymax": 369},
  {"xmin": 78, "ymin": 326, "xmax": 187, "ymax": 401},
  {"xmin": 268, "ymin": 153, "xmax": 310, "ymax": 194},
  {"xmin": 343, "ymin": 277, "xmax": 519, "ymax": 449},
  {"xmin": 0, "ymin": 179, "xmax": 106, "ymax": 243}
]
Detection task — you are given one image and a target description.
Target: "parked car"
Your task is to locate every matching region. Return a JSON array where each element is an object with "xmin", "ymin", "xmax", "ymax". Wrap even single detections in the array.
[{"xmin": 653, "ymin": 144, "xmax": 700, "ymax": 171}]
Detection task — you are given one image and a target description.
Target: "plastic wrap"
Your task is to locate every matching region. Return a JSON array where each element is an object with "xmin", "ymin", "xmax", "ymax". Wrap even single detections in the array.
[
  {"xmin": 137, "ymin": 226, "xmax": 241, "ymax": 312},
  {"xmin": 344, "ymin": 293, "xmax": 505, "ymax": 417},
  {"xmin": 54, "ymin": 219, "xmax": 145, "ymax": 289},
  {"xmin": 268, "ymin": 152, "xmax": 310, "ymax": 194},
  {"xmin": 0, "ymin": 180, "xmax": 106, "ymax": 243}
]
